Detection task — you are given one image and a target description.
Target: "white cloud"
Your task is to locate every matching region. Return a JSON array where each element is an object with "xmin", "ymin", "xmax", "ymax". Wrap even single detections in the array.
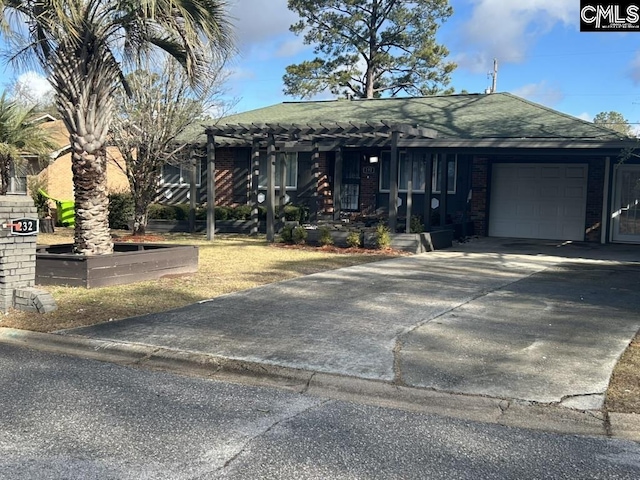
[
  {"xmin": 13, "ymin": 71, "xmax": 54, "ymax": 105},
  {"xmin": 228, "ymin": 0, "xmax": 298, "ymax": 47},
  {"xmin": 627, "ymin": 51, "xmax": 640, "ymax": 85},
  {"xmin": 576, "ymin": 112, "xmax": 592, "ymax": 122},
  {"xmin": 511, "ymin": 80, "xmax": 564, "ymax": 106},
  {"xmin": 275, "ymin": 37, "xmax": 308, "ymax": 58},
  {"xmin": 456, "ymin": 0, "xmax": 576, "ymax": 73}
]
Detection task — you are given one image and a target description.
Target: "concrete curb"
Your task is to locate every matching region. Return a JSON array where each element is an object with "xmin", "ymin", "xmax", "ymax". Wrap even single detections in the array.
[{"xmin": 0, "ymin": 327, "xmax": 631, "ymax": 440}]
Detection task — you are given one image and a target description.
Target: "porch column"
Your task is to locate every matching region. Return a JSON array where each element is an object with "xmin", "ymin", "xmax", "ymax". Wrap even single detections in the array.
[
  {"xmin": 389, "ymin": 131, "xmax": 399, "ymax": 232},
  {"xmin": 312, "ymin": 141, "xmax": 320, "ymax": 222},
  {"xmin": 206, "ymin": 133, "xmax": 216, "ymax": 241},
  {"xmin": 439, "ymin": 153, "xmax": 448, "ymax": 228},
  {"xmin": 405, "ymin": 153, "xmax": 413, "ymax": 234},
  {"xmin": 333, "ymin": 148, "xmax": 343, "ymax": 221},
  {"xmin": 189, "ymin": 148, "xmax": 197, "ymax": 233},
  {"xmin": 279, "ymin": 153, "xmax": 287, "ymax": 229},
  {"xmin": 250, "ymin": 140, "xmax": 260, "ymax": 236},
  {"xmin": 423, "ymin": 152, "xmax": 433, "ymax": 231},
  {"xmin": 266, "ymin": 134, "xmax": 276, "ymax": 242},
  {"xmin": 601, "ymin": 156, "xmax": 611, "ymax": 244}
]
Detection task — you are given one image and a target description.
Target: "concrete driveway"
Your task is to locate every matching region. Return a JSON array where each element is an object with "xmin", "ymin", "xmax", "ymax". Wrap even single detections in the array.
[{"xmin": 64, "ymin": 238, "xmax": 640, "ymax": 409}]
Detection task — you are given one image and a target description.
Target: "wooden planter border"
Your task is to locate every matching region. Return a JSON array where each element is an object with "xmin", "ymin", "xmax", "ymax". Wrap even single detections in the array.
[{"xmin": 36, "ymin": 243, "xmax": 199, "ymax": 288}]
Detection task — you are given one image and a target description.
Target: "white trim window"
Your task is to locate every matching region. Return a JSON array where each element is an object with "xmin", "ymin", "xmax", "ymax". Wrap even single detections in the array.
[
  {"xmin": 432, "ymin": 156, "xmax": 457, "ymax": 194},
  {"xmin": 7, "ymin": 162, "xmax": 28, "ymax": 194},
  {"xmin": 161, "ymin": 161, "xmax": 202, "ymax": 187},
  {"xmin": 380, "ymin": 151, "xmax": 425, "ymax": 191},
  {"xmin": 259, "ymin": 152, "xmax": 298, "ymax": 190}
]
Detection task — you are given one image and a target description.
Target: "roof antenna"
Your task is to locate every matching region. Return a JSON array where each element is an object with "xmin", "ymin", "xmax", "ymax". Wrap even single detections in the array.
[{"xmin": 486, "ymin": 58, "xmax": 498, "ymax": 94}]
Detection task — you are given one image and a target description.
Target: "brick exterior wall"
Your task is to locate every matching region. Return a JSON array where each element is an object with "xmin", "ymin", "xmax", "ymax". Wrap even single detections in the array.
[
  {"xmin": 585, "ymin": 157, "xmax": 606, "ymax": 242},
  {"xmin": 359, "ymin": 155, "xmax": 378, "ymax": 215},
  {"xmin": 0, "ymin": 196, "xmax": 37, "ymax": 312},
  {"xmin": 318, "ymin": 152, "xmax": 332, "ymax": 214},
  {"xmin": 470, "ymin": 156, "xmax": 489, "ymax": 236},
  {"xmin": 215, "ymin": 148, "xmax": 235, "ymax": 206}
]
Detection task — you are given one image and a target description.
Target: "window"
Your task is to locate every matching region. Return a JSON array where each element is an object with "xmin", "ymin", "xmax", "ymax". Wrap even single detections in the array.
[
  {"xmin": 161, "ymin": 161, "xmax": 202, "ymax": 187},
  {"xmin": 379, "ymin": 152, "xmax": 457, "ymax": 194},
  {"xmin": 432, "ymin": 156, "xmax": 457, "ymax": 194},
  {"xmin": 7, "ymin": 162, "xmax": 28, "ymax": 194},
  {"xmin": 258, "ymin": 152, "xmax": 298, "ymax": 189},
  {"xmin": 379, "ymin": 151, "xmax": 426, "ymax": 192}
]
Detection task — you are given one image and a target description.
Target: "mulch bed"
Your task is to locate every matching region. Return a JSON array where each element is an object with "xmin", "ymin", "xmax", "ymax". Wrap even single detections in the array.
[{"xmin": 272, "ymin": 243, "xmax": 411, "ymax": 256}]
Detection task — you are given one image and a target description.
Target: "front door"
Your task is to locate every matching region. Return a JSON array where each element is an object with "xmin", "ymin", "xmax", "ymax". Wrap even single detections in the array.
[
  {"xmin": 613, "ymin": 165, "xmax": 640, "ymax": 243},
  {"xmin": 340, "ymin": 152, "xmax": 361, "ymax": 211}
]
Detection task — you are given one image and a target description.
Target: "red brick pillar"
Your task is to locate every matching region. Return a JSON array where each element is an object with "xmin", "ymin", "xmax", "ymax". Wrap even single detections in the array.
[{"xmin": 470, "ymin": 156, "xmax": 489, "ymax": 236}]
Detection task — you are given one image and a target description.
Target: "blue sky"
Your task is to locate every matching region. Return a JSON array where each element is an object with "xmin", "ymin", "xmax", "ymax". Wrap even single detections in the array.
[{"xmin": 4, "ymin": 0, "xmax": 640, "ymax": 132}]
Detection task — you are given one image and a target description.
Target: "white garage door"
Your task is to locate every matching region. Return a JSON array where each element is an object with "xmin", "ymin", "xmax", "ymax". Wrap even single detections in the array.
[{"xmin": 489, "ymin": 163, "xmax": 588, "ymax": 241}]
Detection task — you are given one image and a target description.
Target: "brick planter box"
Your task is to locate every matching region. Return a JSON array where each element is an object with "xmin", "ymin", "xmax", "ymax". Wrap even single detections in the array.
[{"xmin": 36, "ymin": 243, "xmax": 199, "ymax": 288}]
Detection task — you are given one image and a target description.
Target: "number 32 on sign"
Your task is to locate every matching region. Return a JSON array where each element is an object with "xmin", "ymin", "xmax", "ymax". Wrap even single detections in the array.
[{"xmin": 2, "ymin": 218, "xmax": 39, "ymax": 236}]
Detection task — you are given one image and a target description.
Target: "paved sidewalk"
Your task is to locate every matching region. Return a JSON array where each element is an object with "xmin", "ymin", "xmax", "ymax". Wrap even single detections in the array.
[{"xmin": 62, "ymin": 239, "xmax": 640, "ymax": 410}]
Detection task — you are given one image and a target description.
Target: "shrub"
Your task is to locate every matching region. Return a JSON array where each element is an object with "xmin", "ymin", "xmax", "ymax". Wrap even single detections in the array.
[
  {"xmin": 108, "ymin": 192, "xmax": 134, "ymax": 229},
  {"xmin": 346, "ymin": 231, "xmax": 361, "ymax": 248},
  {"xmin": 280, "ymin": 224, "xmax": 294, "ymax": 243},
  {"xmin": 319, "ymin": 226, "xmax": 334, "ymax": 246},
  {"xmin": 214, "ymin": 206, "xmax": 231, "ymax": 221},
  {"xmin": 174, "ymin": 204, "xmax": 190, "ymax": 221},
  {"xmin": 195, "ymin": 206, "xmax": 206, "ymax": 221},
  {"xmin": 148, "ymin": 204, "xmax": 176, "ymax": 220},
  {"xmin": 231, "ymin": 204, "xmax": 252, "ymax": 220},
  {"xmin": 292, "ymin": 226, "xmax": 307, "ymax": 244},
  {"xmin": 32, "ymin": 190, "xmax": 50, "ymax": 218},
  {"xmin": 375, "ymin": 223, "xmax": 391, "ymax": 250},
  {"xmin": 410, "ymin": 215, "xmax": 424, "ymax": 234}
]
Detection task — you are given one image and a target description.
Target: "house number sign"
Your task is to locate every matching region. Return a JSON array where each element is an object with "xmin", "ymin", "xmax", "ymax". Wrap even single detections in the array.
[
  {"xmin": 363, "ymin": 166, "xmax": 376, "ymax": 174},
  {"xmin": 2, "ymin": 218, "xmax": 39, "ymax": 236}
]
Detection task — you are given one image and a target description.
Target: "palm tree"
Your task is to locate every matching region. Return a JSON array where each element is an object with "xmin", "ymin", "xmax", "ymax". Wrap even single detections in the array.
[
  {"xmin": 0, "ymin": 1, "xmax": 233, "ymax": 254},
  {"xmin": 0, "ymin": 93, "xmax": 56, "ymax": 195}
]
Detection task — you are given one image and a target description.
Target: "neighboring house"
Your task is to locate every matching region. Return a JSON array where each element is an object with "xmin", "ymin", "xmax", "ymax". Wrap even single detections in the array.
[
  {"xmin": 36, "ymin": 119, "xmax": 129, "ymax": 201},
  {"xmin": 194, "ymin": 92, "xmax": 639, "ymax": 244}
]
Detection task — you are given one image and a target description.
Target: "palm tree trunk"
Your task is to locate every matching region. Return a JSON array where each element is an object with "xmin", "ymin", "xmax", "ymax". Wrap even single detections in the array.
[
  {"xmin": 71, "ymin": 142, "xmax": 113, "ymax": 255},
  {"xmin": 0, "ymin": 154, "xmax": 10, "ymax": 195}
]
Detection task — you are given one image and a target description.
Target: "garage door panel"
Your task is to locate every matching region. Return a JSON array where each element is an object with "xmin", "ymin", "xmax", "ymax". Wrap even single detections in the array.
[
  {"xmin": 541, "ymin": 166, "xmax": 561, "ymax": 178},
  {"xmin": 540, "ymin": 186, "xmax": 560, "ymax": 197},
  {"xmin": 566, "ymin": 167, "xmax": 586, "ymax": 178},
  {"xmin": 565, "ymin": 186, "xmax": 585, "ymax": 198},
  {"xmin": 518, "ymin": 185, "xmax": 537, "ymax": 198},
  {"xmin": 517, "ymin": 166, "xmax": 536, "ymax": 178},
  {"xmin": 489, "ymin": 163, "xmax": 588, "ymax": 241},
  {"xmin": 516, "ymin": 204, "xmax": 535, "ymax": 217}
]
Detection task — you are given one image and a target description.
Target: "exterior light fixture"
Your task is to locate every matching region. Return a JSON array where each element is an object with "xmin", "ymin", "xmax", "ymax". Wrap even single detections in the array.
[{"xmin": 369, "ymin": 156, "xmax": 379, "ymax": 164}]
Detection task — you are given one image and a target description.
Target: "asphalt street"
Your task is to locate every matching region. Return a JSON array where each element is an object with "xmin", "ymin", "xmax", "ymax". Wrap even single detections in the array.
[{"xmin": 2, "ymin": 343, "xmax": 640, "ymax": 480}]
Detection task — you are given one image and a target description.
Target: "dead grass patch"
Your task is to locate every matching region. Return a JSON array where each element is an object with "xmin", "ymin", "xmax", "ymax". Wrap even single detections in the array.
[{"xmin": 605, "ymin": 334, "xmax": 640, "ymax": 413}]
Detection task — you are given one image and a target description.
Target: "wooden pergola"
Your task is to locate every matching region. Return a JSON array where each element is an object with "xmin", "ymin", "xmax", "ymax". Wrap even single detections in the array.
[{"xmin": 204, "ymin": 121, "xmax": 438, "ymax": 241}]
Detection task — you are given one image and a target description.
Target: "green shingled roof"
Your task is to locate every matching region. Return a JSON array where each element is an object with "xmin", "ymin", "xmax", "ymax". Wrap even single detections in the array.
[{"xmin": 216, "ymin": 93, "xmax": 621, "ymax": 141}]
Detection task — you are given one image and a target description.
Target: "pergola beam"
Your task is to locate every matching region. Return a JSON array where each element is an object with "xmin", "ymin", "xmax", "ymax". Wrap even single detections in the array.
[{"xmin": 205, "ymin": 121, "xmax": 437, "ymax": 148}]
